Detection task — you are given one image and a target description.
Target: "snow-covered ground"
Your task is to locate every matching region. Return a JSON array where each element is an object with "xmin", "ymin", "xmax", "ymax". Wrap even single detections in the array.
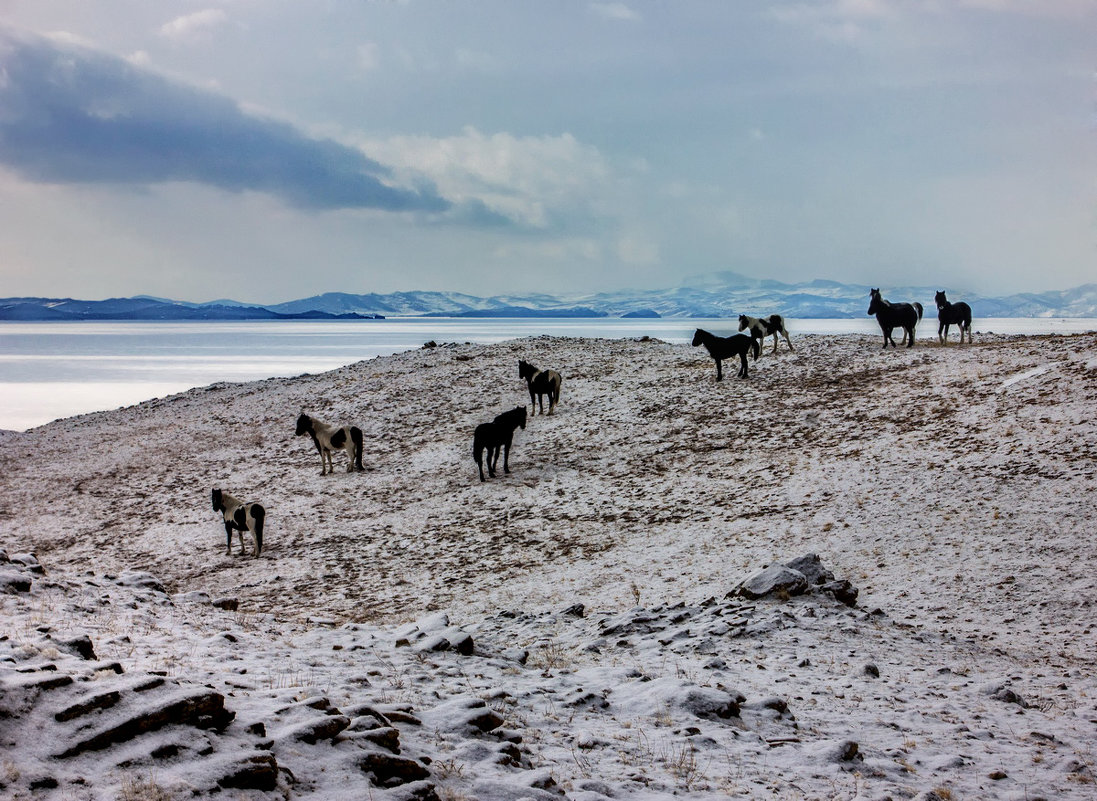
[{"xmin": 2, "ymin": 331, "xmax": 1096, "ymax": 800}]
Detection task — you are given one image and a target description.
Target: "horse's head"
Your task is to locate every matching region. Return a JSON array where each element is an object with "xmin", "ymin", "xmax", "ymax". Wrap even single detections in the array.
[
  {"xmin": 294, "ymin": 413, "xmax": 312, "ymax": 436},
  {"xmin": 934, "ymin": 290, "xmax": 947, "ymax": 308},
  {"xmin": 737, "ymin": 315, "xmax": 748, "ymax": 331},
  {"xmin": 518, "ymin": 359, "xmax": 529, "ymax": 379},
  {"xmin": 211, "ymin": 488, "xmax": 223, "ymax": 512},
  {"xmin": 867, "ymin": 289, "xmax": 882, "ymax": 316},
  {"xmin": 691, "ymin": 329, "xmax": 705, "ymax": 347}
]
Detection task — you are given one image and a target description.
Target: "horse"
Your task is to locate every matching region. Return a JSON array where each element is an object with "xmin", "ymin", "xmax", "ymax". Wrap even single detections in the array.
[
  {"xmin": 211, "ymin": 488, "xmax": 264, "ymax": 557},
  {"xmin": 738, "ymin": 314, "xmax": 794, "ymax": 357},
  {"xmin": 934, "ymin": 290, "xmax": 972, "ymax": 344},
  {"xmin": 867, "ymin": 289, "xmax": 923, "ymax": 349},
  {"xmin": 518, "ymin": 359, "xmax": 562, "ymax": 415},
  {"xmin": 691, "ymin": 328, "xmax": 760, "ymax": 380},
  {"xmin": 473, "ymin": 406, "xmax": 527, "ymax": 482},
  {"xmin": 295, "ymin": 412, "xmax": 364, "ymax": 475}
]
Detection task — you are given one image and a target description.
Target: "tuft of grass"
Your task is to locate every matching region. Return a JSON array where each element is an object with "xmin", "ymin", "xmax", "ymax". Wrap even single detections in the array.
[{"xmin": 117, "ymin": 772, "xmax": 175, "ymax": 801}]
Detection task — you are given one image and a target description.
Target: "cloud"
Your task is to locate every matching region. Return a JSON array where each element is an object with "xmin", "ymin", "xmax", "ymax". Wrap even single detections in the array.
[
  {"xmin": 159, "ymin": 9, "xmax": 228, "ymax": 42},
  {"xmin": 0, "ymin": 26, "xmax": 449, "ymax": 214},
  {"xmin": 589, "ymin": 3, "xmax": 641, "ymax": 22},
  {"xmin": 356, "ymin": 42, "xmax": 380, "ymax": 71},
  {"xmin": 359, "ymin": 127, "xmax": 613, "ymax": 229}
]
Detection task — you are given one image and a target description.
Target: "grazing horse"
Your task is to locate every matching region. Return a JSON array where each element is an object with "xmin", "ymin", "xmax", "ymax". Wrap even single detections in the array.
[
  {"xmin": 934, "ymin": 290, "xmax": 972, "ymax": 344},
  {"xmin": 867, "ymin": 289, "xmax": 923, "ymax": 349},
  {"xmin": 295, "ymin": 412, "xmax": 364, "ymax": 475},
  {"xmin": 518, "ymin": 359, "xmax": 562, "ymax": 415},
  {"xmin": 691, "ymin": 328, "xmax": 760, "ymax": 380},
  {"xmin": 738, "ymin": 314, "xmax": 794, "ymax": 357},
  {"xmin": 212, "ymin": 488, "xmax": 264, "ymax": 557},
  {"xmin": 473, "ymin": 406, "xmax": 527, "ymax": 482}
]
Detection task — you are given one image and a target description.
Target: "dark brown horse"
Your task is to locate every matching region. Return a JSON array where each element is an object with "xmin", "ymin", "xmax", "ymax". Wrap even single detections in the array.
[
  {"xmin": 868, "ymin": 289, "xmax": 923, "ymax": 348},
  {"xmin": 934, "ymin": 290, "xmax": 972, "ymax": 344},
  {"xmin": 691, "ymin": 328, "xmax": 759, "ymax": 380},
  {"xmin": 473, "ymin": 406, "xmax": 527, "ymax": 482}
]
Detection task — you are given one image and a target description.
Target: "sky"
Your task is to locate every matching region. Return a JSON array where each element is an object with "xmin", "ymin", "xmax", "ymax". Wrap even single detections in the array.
[{"xmin": 0, "ymin": 1, "xmax": 1094, "ymax": 304}]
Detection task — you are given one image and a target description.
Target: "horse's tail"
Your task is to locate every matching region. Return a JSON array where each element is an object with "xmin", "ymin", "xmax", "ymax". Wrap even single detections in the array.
[
  {"xmin": 350, "ymin": 426, "xmax": 364, "ymax": 471},
  {"xmin": 552, "ymin": 372, "xmax": 562, "ymax": 404},
  {"xmin": 914, "ymin": 302, "xmax": 924, "ymax": 322},
  {"xmin": 251, "ymin": 504, "xmax": 265, "ymax": 556}
]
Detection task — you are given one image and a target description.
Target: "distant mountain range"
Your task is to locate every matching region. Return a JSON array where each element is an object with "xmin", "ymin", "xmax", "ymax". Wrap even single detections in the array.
[{"xmin": 3, "ymin": 272, "xmax": 1097, "ymax": 320}]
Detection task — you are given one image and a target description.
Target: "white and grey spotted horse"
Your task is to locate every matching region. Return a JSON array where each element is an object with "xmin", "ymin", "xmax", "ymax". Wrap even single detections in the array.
[
  {"xmin": 211, "ymin": 488, "xmax": 265, "ymax": 557},
  {"xmin": 295, "ymin": 412, "xmax": 365, "ymax": 475}
]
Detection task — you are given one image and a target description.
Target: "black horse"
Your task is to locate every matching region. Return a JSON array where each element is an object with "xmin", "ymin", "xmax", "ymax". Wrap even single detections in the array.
[
  {"xmin": 691, "ymin": 328, "xmax": 759, "ymax": 380},
  {"xmin": 518, "ymin": 359, "xmax": 562, "ymax": 415},
  {"xmin": 867, "ymin": 289, "xmax": 923, "ymax": 349},
  {"xmin": 934, "ymin": 290, "xmax": 972, "ymax": 344},
  {"xmin": 473, "ymin": 406, "xmax": 527, "ymax": 482}
]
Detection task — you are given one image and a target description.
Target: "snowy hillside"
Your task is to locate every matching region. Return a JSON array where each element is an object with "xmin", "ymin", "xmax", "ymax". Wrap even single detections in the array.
[{"xmin": 2, "ymin": 331, "xmax": 1097, "ymax": 799}]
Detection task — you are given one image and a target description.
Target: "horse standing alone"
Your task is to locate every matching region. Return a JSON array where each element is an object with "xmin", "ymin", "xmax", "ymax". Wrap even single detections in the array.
[
  {"xmin": 518, "ymin": 360, "xmax": 562, "ymax": 415},
  {"xmin": 934, "ymin": 290, "xmax": 972, "ymax": 344},
  {"xmin": 295, "ymin": 412, "xmax": 365, "ymax": 475},
  {"xmin": 473, "ymin": 406, "xmax": 527, "ymax": 482},
  {"xmin": 867, "ymin": 289, "xmax": 923, "ymax": 349},
  {"xmin": 691, "ymin": 328, "xmax": 759, "ymax": 380}
]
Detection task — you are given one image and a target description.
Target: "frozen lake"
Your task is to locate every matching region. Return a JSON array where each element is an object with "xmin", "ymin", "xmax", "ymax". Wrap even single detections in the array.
[{"xmin": 1, "ymin": 317, "xmax": 1094, "ymax": 431}]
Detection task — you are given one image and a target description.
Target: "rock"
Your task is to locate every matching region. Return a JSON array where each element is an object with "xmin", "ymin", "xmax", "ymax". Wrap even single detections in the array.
[
  {"xmin": 562, "ymin": 603, "xmax": 586, "ymax": 618},
  {"xmin": 55, "ymin": 690, "xmax": 121, "ymax": 722},
  {"xmin": 10, "ymin": 553, "xmax": 44, "ymax": 574},
  {"xmin": 358, "ymin": 752, "xmax": 431, "ymax": 786},
  {"xmin": 425, "ymin": 697, "xmax": 504, "ymax": 735},
  {"xmin": 56, "ymin": 688, "xmax": 235, "ymax": 758},
  {"xmin": 359, "ymin": 726, "xmax": 401, "ymax": 752},
  {"xmin": 0, "ymin": 570, "xmax": 32, "ymax": 593},
  {"xmin": 864, "ymin": 663, "xmax": 880, "ymax": 678},
  {"xmin": 52, "ymin": 634, "xmax": 96, "ymax": 661},
  {"xmin": 783, "ymin": 553, "xmax": 834, "ymax": 585},
  {"xmin": 821, "ymin": 579, "xmax": 859, "ymax": 606},
  {"xmin": 735, "ymin": 565, "xmax": 809, "ymax": 600},
  {"xmin": 680, "ymin": 685, "xmax": 742, "ymax": 720},
  {"xmin": 114, "ymin": 571, "xmax": 165, "ymax": 594},
  {"xmin": 216, "ymin": 753, "xmax": 279, "ymax": 791},
  {"xmin": 983, "ymin": 681, "xmax": 1028, "ymax": 708},
  {"xmin": 278, "ymin": 714, "xmax": 351, "ymax": 744}
]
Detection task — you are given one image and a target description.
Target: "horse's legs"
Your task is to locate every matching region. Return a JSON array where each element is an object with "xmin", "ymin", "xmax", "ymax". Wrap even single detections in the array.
[
  {"xmin": 771, "ymin": 333, "xmax": 779, "ymax": 355},
  {"xmin": 224, "ymin": 522, "xmax": 233, "ymax": 555},
  {"xmin": 783, "ymin": 330, "xmax": 793, "ymax": 352},
  {"xmin": 905, "ymin": 325, "xmax": 915, "ymax": 348},
  {"xmin": 715, "ymin": 358, "xmax": 723, "ymax": 381},
  {"xmin": 738, "ymin": 351, "xmax": 748, "ymax": 378},
  {"xmin": 502, "ymin": 438, "xmax": 512, "ymax": 474}
]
